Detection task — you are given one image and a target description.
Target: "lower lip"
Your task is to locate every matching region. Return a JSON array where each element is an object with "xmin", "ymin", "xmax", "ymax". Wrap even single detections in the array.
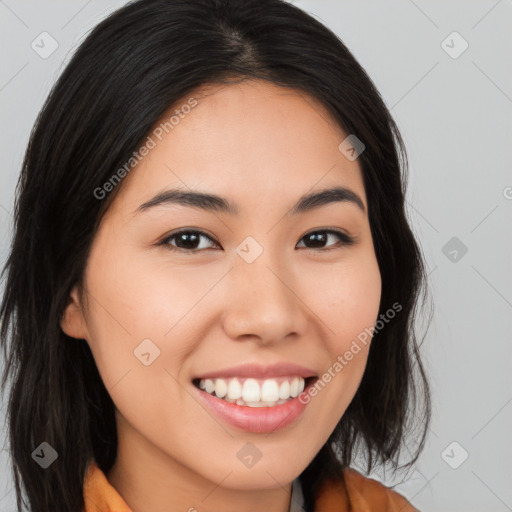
[{"xmin": 192, "ymin": 381, "xmax": 314, "ymax": 433}]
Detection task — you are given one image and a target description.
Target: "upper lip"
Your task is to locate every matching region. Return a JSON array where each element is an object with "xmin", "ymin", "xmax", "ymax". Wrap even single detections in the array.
[{"xmin": 193, "ymin": 363, "xmax": 318, "ymax": 380}]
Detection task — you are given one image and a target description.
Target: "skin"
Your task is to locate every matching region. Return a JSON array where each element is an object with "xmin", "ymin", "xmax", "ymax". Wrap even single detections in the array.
[{"xmin": 61, "ymin": 79, "xmax": 382, "ymax": 512}]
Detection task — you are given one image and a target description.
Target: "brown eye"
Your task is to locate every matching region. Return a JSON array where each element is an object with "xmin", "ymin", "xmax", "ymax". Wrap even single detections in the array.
[
  {"xmin": 296, "ymin": 230, "xmax": 355, "ymax": 250},
  {"xmin": 159, "ymin": 228, "xmax": 355, "ymax": 254},
  {"xmin": 161, "ymin": 229, "xmax": 218, "ymax": 252}
]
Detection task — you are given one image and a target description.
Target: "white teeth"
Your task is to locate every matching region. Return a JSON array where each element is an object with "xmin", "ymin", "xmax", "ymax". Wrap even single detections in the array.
[
  {"xmin": 214, "ymin": 378, "xmax": 227, "ymax": 398},
  {"xmin": 237, "ymin": 399, "xmax": 289, "ymax": 407},
  {"xmin": 290, "ymin": 377, "xmax": 299, "ymax": 397},
  {"xmin": 242, "ymin": 378, "xmax": 261, "ymax": 402},
  {"xmin": 227, "ymin": 378, "xmax": 242, "ymax": 400},
  {"xmin": 261, "ymin": 379, "xmax": 279, "ymax": 402},
  {"xmin": 278, "ymin": 380, "xmax": 290, "ymax": 400},
  {"xmin": 204, "ymin": 379, "xmax": 215, "ymax": 394},
  {"xmin": 289, "ymin": 377, "xmax": 305, "ymax": 397},
  {"xmin": 197, "ymin": 376, "xmax": 307, "ymax": 406}
]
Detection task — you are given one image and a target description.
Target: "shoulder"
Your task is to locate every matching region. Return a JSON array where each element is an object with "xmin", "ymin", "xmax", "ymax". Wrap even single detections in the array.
[
  {"xmin": 314, "ymin": 467, "xmax": 418, "ymax": 512},
  {"xmin": 342, "ymin": 467, "xmax": 418, "ymax": 511}
]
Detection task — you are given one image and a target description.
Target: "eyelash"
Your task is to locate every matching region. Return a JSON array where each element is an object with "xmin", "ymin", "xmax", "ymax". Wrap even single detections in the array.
[{"xmin": 158, "ymin": 228, "xmax": 356, "ymax": 254}]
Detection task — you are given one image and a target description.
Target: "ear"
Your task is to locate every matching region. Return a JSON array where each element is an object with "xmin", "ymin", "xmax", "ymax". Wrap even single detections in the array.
[{"xmin": 61, "ymin": 286, "xmax": 88, "ymax": 339}]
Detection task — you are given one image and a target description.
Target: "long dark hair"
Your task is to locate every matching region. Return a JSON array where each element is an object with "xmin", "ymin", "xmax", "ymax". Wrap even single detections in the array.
[{"xmin": 0, "ymin": 0, "xmax": 432, "ymax": 510}]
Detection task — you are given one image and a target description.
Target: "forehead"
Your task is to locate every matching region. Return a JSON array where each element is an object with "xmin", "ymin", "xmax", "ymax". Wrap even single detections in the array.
[{"xmin": 106, "ymin": 79, "xmax": 366, "ymax": 218}]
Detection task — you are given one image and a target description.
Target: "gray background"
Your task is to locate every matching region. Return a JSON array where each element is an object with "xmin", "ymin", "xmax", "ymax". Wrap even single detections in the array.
[{"xmin": 1, "ymin": 0, "xmax": 511, "ymax": 510}]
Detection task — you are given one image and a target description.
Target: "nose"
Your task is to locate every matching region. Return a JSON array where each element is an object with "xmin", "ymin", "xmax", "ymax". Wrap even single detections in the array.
[{"xmin": 221, "ymin": 249, "xmax": 309, "ymax": 346}]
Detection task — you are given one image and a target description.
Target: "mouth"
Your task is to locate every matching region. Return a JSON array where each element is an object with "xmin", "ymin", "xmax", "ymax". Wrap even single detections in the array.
[{"xmin": 192, "ymin": 375, "xmax": 318, "ymax": 408}]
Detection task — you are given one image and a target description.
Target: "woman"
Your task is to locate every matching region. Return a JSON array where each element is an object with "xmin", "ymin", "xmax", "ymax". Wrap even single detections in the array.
[{"xmin": 0, "ymin": 0, "xmax": 432, "ymax": 511}]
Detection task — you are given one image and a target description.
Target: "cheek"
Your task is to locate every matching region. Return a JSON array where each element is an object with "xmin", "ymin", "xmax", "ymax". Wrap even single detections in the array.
[
  {"xmin": 81, "ymin": 246, "xmax": 220, "ymax": 398},
  {"xmin": 299, "ymin": 259, "xmax": 381, "ymax": 431},
  {"xmin": 308, "ymin": 252, "xmax": 382, "ymax": 352},
  {"xmin": 301, "ymin": 254, "xmax": 379, "ymax": 398}
]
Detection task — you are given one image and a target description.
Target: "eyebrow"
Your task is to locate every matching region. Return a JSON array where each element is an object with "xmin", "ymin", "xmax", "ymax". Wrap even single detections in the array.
[{"xmin": 135, "ymin": 186, "xmax": 366, "ymax": 216}]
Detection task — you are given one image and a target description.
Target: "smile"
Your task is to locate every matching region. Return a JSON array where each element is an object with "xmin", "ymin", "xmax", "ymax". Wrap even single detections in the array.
[
  {"xmin": 193, "ymin": 376, "xmax": 311, "ymax": 407},
  {"xmin": 192, "ymin": 374, "xmax": 318, "ymax": 433}
]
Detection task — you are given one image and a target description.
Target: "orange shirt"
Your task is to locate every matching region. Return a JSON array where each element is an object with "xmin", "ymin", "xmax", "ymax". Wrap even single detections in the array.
[{"xmin": 83, "ymin": 460, "xmax": 418, "ymax": 512}]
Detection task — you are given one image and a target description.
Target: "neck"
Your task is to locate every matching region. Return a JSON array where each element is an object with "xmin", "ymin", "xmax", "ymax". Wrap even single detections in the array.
[{"xmin": 106, "ymin": 414, "xmax": 294, "ymax": 512}]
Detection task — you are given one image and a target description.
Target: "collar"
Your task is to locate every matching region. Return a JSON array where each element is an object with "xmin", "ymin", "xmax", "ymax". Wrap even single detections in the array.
[{"xmin": 83, "ymin": 460, "xmax": 417, "ymax": 512}]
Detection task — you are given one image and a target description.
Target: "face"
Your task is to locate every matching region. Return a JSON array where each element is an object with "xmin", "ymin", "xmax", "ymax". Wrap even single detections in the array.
[{"xmin": 62, "ymin": 79, "xmax": 381, "ymax": 492}]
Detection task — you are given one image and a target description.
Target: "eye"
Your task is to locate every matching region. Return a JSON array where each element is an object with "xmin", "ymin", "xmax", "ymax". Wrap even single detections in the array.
[
  {"xmin": 159, "ymin": 228, "xmax": 355, "ymax": 254},
  {"xmin": 160, "ymin": 229, "xmax": 219, "ymax": 253},
  {"xmin": 296, "ymin": 229, "xmax": 355, "ymax": 251}
]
